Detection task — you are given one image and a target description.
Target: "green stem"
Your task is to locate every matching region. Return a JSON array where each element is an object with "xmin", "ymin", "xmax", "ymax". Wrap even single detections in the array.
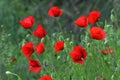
[
  {"xmin": 6, "ymin": 71, "xmax": 22, "ymax": 80},
  {"xmin": 56, "ymin": 18, "xmax": 64, "ymax": 40},
  {"xmin": 33, "ymin": 53, "xmax": 40, "ymax": 61},
  {"xmin": 56, "ymin": 18, "xmax": 62, "ymax": 32}
]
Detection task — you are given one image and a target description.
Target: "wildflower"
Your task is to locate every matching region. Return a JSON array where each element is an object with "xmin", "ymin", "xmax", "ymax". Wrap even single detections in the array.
[
  {"xmin": 102, "ymin": 50, "xmax": 107, "ymax": 55},
  {"xmin": 54, "ymin": 41, "xmax": 64, "ymax": 52},
  {"xmin": 20, "ymin": 16, "xmax": 34, "ymax": 29},
  {"xmin": 102, "ymin": 47, "xmax": 115, "ymax": 55},
  {"xmin": 35, "ymin": 42, "xmax": 45, "ymax": 54},
  {"xmin": 33, "ymin": 25, "xmax": 46, "ymax": 38},
  {"xmin": 48, "ymin": 6, "xmax": 63, "ymax": 17},
  {"xmin": 70, "ymin": 46, "xmax": 87, "ymax": 65},
  {"xmin": 88, "ymin": 11, "xmax": 100, "ymax": 24},
  {"xmin": 39, "ymin": 75, "xmax": 53, "ymax": 80},
  {"xmin": 29, "ymin": 59, "xmax": 42, "ymax": 73},
  {"xmin": 74, "ymin": 16, "xmax": 88, "ymax": 28},
  {"xmin": 107, "ymin": 47, "xmax": 114, "ymax": 54},
  {"xmin": 22, "ymin": 42, "xmax": 34, "ymax": 59},
  {"xmin": 90, "ymin": 27, "xmax": 106, "ymax": 40}
]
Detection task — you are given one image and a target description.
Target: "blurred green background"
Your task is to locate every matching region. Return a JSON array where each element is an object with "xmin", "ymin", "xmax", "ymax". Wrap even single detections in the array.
[
  {"xmin": 0, "ymin": 0, "xmax": 120, "ymax": 80},
  {"xmin": 0, "ymin": 0, "xmax": 119, "ymax": 45}
]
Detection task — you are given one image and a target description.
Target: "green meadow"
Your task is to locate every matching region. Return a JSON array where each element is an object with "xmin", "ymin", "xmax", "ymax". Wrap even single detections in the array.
[{"xmin": 0, "ymin": 0, "xmax": 120, "ymax": 80}]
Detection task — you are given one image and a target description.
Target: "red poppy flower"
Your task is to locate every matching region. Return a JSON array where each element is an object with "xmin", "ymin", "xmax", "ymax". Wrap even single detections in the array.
[
  {"xmin": 29, "ymin": 59, "xmax": 42, "ymax": 73},
  {"xmin": 20, "ymin": 16, "xmax": 34, "ymax": 29},
  {"xmin": 90, "ymin": 27, "xmax": 106, "ymax": 40},
  {"xmin": 11, "ymin": 58, "xmax": 17, "ymax": 62},
  {"xmin": 108, "ymin": 49, "xmax": 114, "ymax": 54},
  {"xmin": 73, "ymin": 46, "xmax": 87, "ymax": 59},
  {"xmin": 101, "ymin": 47, "xmax": 115, "ymax": 55},
  {"xmin": 88, "ymin": 11, "xmax": 100, "ymax": 24},
  {"xmin": 70, "ymin": 46, "xmax": 87, "ymax": 65},
  {"xmin": 33, "ymin": 25, "xmax": 46, "ymax": 38},
  {"xmin": 48, "ymin": 6, "xmax": 63, "ymax": 17},
  {"xmin": 35, "ymin": 42, "xmax": 45, "ymax": 54},
  {"xmin": 22, "ymin": 42, "xmax": 34, "ymax": 59},
  {"xmin": 107, "ymin": 47, "xmax": 115, "ymax": 54},
  {"xmin": 54, "ymin": 41, "xmax": 64, "ymax": 52},
  {"xmin": 39, "ymin": 75, "xmax": 53, "ymax": 80},
  {"xmin": 102, "ymin": 50, "xmax": 107, "ymax": 55},
  {"xmin": 74, "ymin": 16, "xmax": 88, "ymax": 28}
]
